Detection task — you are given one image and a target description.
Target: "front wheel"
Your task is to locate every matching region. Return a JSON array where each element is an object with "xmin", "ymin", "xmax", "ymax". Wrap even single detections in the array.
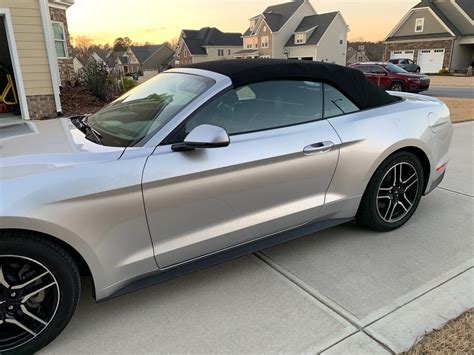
[
  {"xmin": 0, "ymin": 232, "xmax": 80, "ymax": 353},
  {"xmin": 389, "ymin": 82, "xmax": 404, "ymax": 92},
  {"xmin": 357, "ymin": 152, "xmax": 424, "ymax": 231}
]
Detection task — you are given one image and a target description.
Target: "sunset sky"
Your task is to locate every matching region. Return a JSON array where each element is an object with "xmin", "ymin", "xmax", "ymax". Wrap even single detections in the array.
[{"xmin": 67, "ymin": 0, "xmax": 420, "ymax": 45}]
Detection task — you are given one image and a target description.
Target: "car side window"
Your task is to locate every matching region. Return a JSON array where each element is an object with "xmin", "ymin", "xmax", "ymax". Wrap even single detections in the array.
[
  {"xmin": 323, "ymin": 84, "xmax": 359, "ymax": 118},
  {"xmin": 371, "ymin": 66, "xmax": 386, "ymax": 74},
  {"xmin": 355, "ymin": 65, "xmax": 371, "ymax": 73},
  {"xmin": 407, "ymin": 59, "xmax": 414, "ymax": 64},
  {"xmin": 184, "ymin": 80, "xmax": 324, "ymax": 136}
]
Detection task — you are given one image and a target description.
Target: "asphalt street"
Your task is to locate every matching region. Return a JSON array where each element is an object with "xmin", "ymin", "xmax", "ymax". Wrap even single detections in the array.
[
  {"xmin": 43, "ymin": 122, "xmax": 474, "ymax": 354},
  {"xmin": 423, "ymin": 86, "xmax": 473, "ymax": 99}
]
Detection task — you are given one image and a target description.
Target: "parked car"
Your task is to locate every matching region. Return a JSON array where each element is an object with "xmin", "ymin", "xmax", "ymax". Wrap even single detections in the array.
[
  {"xmin": 0, "ymin": 60, "xmax": 452, "ymax": 353},
  {"xmin": 350, "ymin": 62, "xmax": 430, "ymax": 92},
  {"xmin": 389, "ymin": 58, "xmax": 421, "ymax": 73}
]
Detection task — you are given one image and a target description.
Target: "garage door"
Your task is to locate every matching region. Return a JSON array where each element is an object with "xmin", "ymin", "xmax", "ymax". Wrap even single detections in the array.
[
  {"xmin": 417, "ymin": 49, "xmax": 445, "ymax": 74},
  {"xmin": 390, "ymin": 50, "xmax": 415, "ymax": 60}
]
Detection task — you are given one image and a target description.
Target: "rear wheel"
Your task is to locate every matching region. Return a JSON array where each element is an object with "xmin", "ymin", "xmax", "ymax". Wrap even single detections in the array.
[
  {"xmin": 357, "ymin": 152, "xmax": 424, "ymax": 231},
  {"xmin": 389, "ymin": 82, "xmax": 404, "ymax": 92},
  {"xmin": 415, "ymin": 68, "xmax": 421, "ymax": 73},
  {"xmin": 0, "ymin": 232, "xmax": 80, "ymax": 353}
]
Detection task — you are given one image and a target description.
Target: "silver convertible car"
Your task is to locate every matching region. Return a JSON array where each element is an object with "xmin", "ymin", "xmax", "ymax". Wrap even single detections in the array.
[{"xmin": 0, "ymin": 60, "xmax": 452, "ymax": 353}]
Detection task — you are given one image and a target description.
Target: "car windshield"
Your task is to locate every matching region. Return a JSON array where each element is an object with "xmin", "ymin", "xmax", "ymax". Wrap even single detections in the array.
[
  {"xmin": 86, "ymin": 72, "xmax": 215, "ymax": 147},
  {"xmin": 384, "ymin": 63, "xmax": 408, "ymax": 74}
]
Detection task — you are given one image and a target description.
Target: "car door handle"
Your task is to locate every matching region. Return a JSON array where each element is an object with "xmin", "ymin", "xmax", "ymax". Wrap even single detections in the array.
[{"xmin": 303, "ymin": 141, "xmax": 334, "ymax": 155}]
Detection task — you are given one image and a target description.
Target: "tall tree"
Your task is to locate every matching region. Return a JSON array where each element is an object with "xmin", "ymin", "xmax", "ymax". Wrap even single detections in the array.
[
  {"xmin": 74, "ymin": 35, "xmax": 93, "ymax": 55},
  {"xmin": 113, "ymin": 37, "xmax": 133, "ymax": 52}
]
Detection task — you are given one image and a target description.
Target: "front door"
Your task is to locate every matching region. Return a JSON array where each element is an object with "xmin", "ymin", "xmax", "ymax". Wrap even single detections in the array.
[{"xmin": 142, "ymin": 80, "xmax": 341, "ymax": 268}]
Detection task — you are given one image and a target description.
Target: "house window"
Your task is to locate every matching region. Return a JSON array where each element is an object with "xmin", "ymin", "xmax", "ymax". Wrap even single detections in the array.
[
  {"xmin": 295, "ymin": 33, "xmax": 306, "ymax": 44},
  {"xmin": 339, "ymin": 34, "xmax": 343, "ymax": 45},
  {"xmin": 263, "ymin": 25, "xmax": 267, "ymax": 32},
  {"xmin": 415, "ymin": 18, "xmax": 424, "ymax": 32},
  {"xmin": 228, "ymin": 49, "xmax": 231, "ymax": 55},
  {"xmin": 261, "ymin": 36, "xmax": 269, "ymax": 48},
  {"xmin": 218, "ymin": 49, "xmax": 224, "ymax": 57},
  {"xmin": 245, "ymin": 38, "xmax": 253, "ymax": 49},
  {"xmin": 52, "ymin": 21, "xmax": 67, "ymax": 58}
]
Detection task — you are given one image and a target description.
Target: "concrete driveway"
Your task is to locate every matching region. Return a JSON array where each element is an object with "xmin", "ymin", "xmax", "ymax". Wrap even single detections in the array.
[{"xmin": 43, "ymin": 123, "xmax": 474, "ymax": 354}]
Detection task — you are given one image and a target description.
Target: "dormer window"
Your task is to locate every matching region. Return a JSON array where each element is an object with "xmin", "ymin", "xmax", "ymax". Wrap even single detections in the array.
[
  {"xmin": 295, "ymin": 33, "xmax": 306, "ymax": 44},
  {"xmin": 415, "ymin": 18, "xmax": 424, "ymax": 32}
]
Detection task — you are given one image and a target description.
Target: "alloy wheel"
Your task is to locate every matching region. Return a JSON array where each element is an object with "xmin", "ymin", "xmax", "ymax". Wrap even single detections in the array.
[
  {"xmin": 376, "ymin": 162, "xmax": 419, "ymax": 223},
  {"xmin": 390, "ymin": 83, "xmax": 403, "ymax": 91},
  {"xmin": 0, "ymin": 255, "xmax": 60, "ymax": 352}
]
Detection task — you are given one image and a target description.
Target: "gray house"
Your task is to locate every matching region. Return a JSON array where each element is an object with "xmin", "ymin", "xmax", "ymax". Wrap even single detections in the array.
[{"xmin": 383, "ymin": 0, "xmax": 473, "ymax": 73}]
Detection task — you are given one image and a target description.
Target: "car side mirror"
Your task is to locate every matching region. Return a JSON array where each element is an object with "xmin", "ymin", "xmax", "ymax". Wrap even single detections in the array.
[{"xmin": 171, "ymin": 124, "xmax": 230, "ymax": 151}]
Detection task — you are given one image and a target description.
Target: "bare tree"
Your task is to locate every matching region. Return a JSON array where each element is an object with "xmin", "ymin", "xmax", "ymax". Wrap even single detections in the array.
[{"xmin": 74, "ymin": 35, "xmax": 94, "ymax": 55}]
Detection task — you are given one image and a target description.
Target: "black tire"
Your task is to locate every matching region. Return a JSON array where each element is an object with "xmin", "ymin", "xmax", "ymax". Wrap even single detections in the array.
[
  {"xmin": 389, "ymin": 81, "xmax": 404, "ymax": 92},
  {"xmin": 416, "ymin": 68, "xmax": 421, "ymax": 73},
  {"xmin": 357, "ymin": 151, "xmax": 424, "ymax": 232},
  {"xmin": 0, "ymin": 231, "xmax": 80, "ymax": 354}
]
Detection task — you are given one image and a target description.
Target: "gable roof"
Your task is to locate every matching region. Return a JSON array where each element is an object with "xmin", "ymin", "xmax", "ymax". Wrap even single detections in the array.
[
  {"xmin": 182, "ymin": 27, "xmax": 242, "ymax": 55},
  {"xmin": 243, "ymin": 0, "xmax": 305, "ymax": 35},
  {"xmin": 455, "ymin": 0, "xmax": 474, "ymax": 20},
  {"xmin": 285, "ymin": 12, "xmax": 339, "ymax": 47},
  {"xmin": 130, "ymin": 45, "xmax": 164, "ymax": 64},
  {"xmin": 413, "ymin": 0, "xmax": 461, "ymax": 35}
]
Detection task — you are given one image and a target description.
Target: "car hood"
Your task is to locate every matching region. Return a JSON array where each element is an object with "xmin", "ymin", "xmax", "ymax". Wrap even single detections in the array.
[
  {"xmin": 397, "ymin": 72, "xmax": 429, "ymax": 80},
  {"xmin": 0, "ymin": 118, "xmax": 125, "ymax": 179}
]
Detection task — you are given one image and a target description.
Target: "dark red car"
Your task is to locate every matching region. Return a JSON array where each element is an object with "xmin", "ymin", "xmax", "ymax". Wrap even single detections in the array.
[{"xmin": 350, "ymin": 62, "xmax": 430, "ymax": 93}]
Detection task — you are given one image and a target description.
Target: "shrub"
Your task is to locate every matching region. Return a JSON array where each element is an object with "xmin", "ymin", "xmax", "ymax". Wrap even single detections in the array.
[
  {"xmin": 121, "ymin": 77, "xmax": 137, "ymax": 92},
  {"xmin": 438, "ymin": 68, "xmax": 450, "ymax": 76},
  {"xmin": 81, "ymin": 61, "xmax": 112, "ymax": 101}
]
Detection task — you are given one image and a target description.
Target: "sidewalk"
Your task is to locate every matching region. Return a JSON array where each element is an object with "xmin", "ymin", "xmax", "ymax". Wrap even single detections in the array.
[{"xmin": 43, "ymin": 123, "xmax": 474, "ymax": 354}]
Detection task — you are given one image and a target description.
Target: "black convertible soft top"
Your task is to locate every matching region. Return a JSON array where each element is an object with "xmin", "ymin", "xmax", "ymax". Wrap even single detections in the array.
[{"xmin": 185, "ymin": 59, "xmax": 400, "ymax": 110}]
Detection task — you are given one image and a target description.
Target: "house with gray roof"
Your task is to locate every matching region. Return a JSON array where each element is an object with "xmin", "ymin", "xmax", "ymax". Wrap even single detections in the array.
[
  {"xmin": 384, "ymin": 0, "xmax": 473, "ymax": 73},
  {"xmin": 129, "ymin": 44, "xmax": 175, "ymax": 71},
  {"xmin": 235, "ymin": 0, "xmax": 349, "ymax": 65},
  {"xmin": 175, "ymin": 27, "xmax": 243, "ymax": 66}
]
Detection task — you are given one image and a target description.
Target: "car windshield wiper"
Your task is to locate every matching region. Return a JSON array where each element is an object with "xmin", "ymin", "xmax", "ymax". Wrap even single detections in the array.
[{"xmin": 80, "ymin": 116, "xmax": 104, "ymax": 145}]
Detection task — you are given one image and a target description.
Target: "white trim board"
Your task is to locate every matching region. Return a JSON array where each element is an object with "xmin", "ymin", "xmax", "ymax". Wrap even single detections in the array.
[
  {"xmin": 0, "ymin": 8, "xmax": 30, "ymax": 120},
  {"xmin": 39, "ymin": 0, "xmax": 62, "ymax": 114}
]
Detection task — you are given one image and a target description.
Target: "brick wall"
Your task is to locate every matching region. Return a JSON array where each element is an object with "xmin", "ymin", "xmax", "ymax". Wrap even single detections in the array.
[
  {"xmin": 27, "ymin": 95, "xmax": 57, "ymax": 120},
  {"xmin": 49, "ymin": 7, "xmax": 74, "ymax": 85},
  {"xmin": 384, "ymin": 39, "xmax": 454, "ymax": 70},
  {"xmin": 176, "ymin": 41, "xmax": 193, "ymax": 67}
]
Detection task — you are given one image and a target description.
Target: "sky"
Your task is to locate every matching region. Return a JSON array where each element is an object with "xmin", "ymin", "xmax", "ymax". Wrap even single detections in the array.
[{"xmin": 67, "ymin": 0, "xmax": 421, "ymax": 45}]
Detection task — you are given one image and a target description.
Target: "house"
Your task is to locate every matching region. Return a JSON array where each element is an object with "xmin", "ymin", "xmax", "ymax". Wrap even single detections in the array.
[
  {"xmin": 0, "ymin": 0, "xmax": 75, "ymax": 120},
  {"xmin": 175, "ymin": 27, "xmax": 243, "ymax": 66},
  {"xmin": 347, "ymin": 45, "xmax": 371, "ymax": 65},
  {"xmin": 234, "ymin": 0, "xmax": 349, "ymax": 65},
  {"xmin": 129, "ymin": 44, "xmax": 175, "ymax": 72},
  {"xmin": 78, "ymin": 44, "xmax": 175, "ymax": 76},
  {"xmin": 384, "ymin": 0, "xmax": 474, "ymax": 73}
]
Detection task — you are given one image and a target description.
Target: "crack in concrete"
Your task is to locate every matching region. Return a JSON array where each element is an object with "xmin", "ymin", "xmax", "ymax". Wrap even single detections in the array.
[{"xmin": 255, "ymin": 250, "xmax": 472, "ymax": 354}]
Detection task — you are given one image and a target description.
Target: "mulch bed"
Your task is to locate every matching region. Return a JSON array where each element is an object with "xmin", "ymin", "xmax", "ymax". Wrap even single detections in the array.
[
  {"xmin": 403, "ymin": 309, "xmax": 473, "ymax": 354},
  {"xmin": 60, "ymin": 86, "xmax": 113, "ymax": 117}
]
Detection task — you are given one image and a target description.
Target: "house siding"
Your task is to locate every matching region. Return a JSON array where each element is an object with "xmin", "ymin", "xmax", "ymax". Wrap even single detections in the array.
[
  {"xmin": 272, "ymin": 1, "xmax": 315, "ymax": 58},
  {"xmin": 315, "ymin": 14, "xmax": 347, "ymax": 65},
  {"xmin": 0, "ymin": 0, "xmax": 56, "ymax": 119},
  {"xmin": 142, "ymin": 46, "xmax": 175, "ymax": 70},
  {"xmin": 391, "ymin": 9, "xmax": 451, "ymax": 37},
  {"xmin": 49, "ymin": 6, "xmax": 74, "ymax": 85},
  {"xmin": 256, "ymin": 21, "xmax": 272, "ymax": 57}
]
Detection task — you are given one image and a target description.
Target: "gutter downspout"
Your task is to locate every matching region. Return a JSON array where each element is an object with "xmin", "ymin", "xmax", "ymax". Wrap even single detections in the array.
[{"xmin": 38, "ymin": 0, "xmax": 62, "ymax": 115}]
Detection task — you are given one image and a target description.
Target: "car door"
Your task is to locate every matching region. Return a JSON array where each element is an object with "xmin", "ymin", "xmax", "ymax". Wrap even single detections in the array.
[
  {"xmin": 371, "ymin": 65, "xmax": 390, "ymax": 89},
  {"xmin": 142, "ymin": 80, "xmax": 341, "ymax": 268},
  {"xmin": 356, "ymin": 65, "xmax": 377, "ymax": 86}
]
